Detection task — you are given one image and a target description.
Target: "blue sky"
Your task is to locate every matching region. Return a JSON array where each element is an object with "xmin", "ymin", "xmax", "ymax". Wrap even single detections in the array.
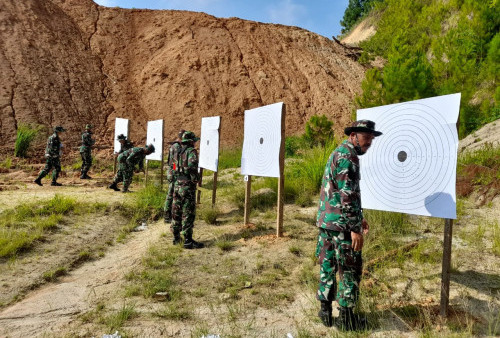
[{"xmin": 93, "ymin": 0, "xmax": 349, "ymax": 38}]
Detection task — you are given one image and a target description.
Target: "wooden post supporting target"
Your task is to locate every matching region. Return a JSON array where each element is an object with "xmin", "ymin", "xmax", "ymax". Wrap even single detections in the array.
[
  {"xmin": 244, "ymin": 175, "xmax": 252, "ymax": 225},
  {"xmin": 440, "ymin": 218, "xmax": 453, "ymax": 317},
  {"xmin": 145, "ymin": 160, "xmax": 149, "ymax": 186},
  {"xmin": 212, "ymin": 171, "xmax": 218, "ymax": 208}
]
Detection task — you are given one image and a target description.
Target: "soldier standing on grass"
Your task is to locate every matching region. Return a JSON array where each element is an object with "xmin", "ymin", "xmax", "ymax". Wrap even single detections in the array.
[
  {"xmin": 108, "ymin": 144, "xmax": 155, "ymax": 193},
  {"xmin": 164, "ymin": 129, "xmax": 185, "ymax": 224},
  {"xmin": 79, "ymin": 124, "xmax": 95, "ymax": 179},
  {"xmin": 316, "ymin": 120, "xmax": 382, "ymax": 331},
  {"xmin": 171, "ymin": 131, "xmax": 204, "ymax": 249},
  {"xmin": 34, "ymin": 126, "xmax": 65, "ymax": 186}
]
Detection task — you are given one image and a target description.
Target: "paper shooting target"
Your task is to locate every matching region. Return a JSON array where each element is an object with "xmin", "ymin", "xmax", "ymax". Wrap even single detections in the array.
[
  {"xmin": 199, "ymin": 116, "xmax": 221, "ymax": 172},
  {"xmin": 114, "ymin": 118, "xmax": 129, "ymax": 154},
  {"xmin": 357, "ymin": 93, "xmax": 460, "ymax": 219},
  {"xmin": 241, "ymin": 102, "xmax": 284, "ymax": 178},
  {"xmin": 146, "ymin": 119, "xmax": 164, "ymax": 161}
]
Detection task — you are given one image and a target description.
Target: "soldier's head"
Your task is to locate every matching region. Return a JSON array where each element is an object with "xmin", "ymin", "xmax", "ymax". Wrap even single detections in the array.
[
  {"xmin": 344, "ymin": 120, "xmax": 382, "ymax": 155},
  {"xmin": 181, "ymin": 131, "xmax": 199, "ymax": 145},
  {"xmin": 85, "ymin": 124, "xmax": 93, "ymax": 130},
  {"xmin": 145, "ymin": 143, "xmax": 155, "ymax": 155},
  {"xmin": 117, "ymin": 134, "xmax": 126, "ymax": 144},
  {"xmin": 177, "ymin": 129, "xmax": 186, "ymax": 142},
  {"xmin": 53, "ymin": 126, "xmax": 65, "ymax": 134}
]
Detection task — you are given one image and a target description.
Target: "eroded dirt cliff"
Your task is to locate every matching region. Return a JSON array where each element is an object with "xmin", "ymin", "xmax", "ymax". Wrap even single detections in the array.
[{"xmin": 1, "ymin": 0, "xmax": 365, "ymax": 152}]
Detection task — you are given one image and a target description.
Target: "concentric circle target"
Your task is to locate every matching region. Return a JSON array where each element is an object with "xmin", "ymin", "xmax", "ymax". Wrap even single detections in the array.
[
  {"xmin": 361, "ymin": 103, "xmax": 457, "ymax": 211},
  {"xmin": 244, "ymin": 107, "xmax": 282, "ymax": 176}
]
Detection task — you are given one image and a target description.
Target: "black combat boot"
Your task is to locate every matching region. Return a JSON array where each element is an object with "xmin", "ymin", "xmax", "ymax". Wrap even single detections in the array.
[
  {"xmin": 51, "ymin": 181, "xmax": 62, "ymax": 186},
  {"xmin": 108, "ymin": 182, "xmax": 120, "ymax": 191},
  {"xmin": 318, "ymin": 301, "xmax": 333, "ymax": 327},
  {"xmin": 34, "ymin": 178, "xmax": 43, "ymax": 186},
  {"xmin": 334, "ymin": 306, "xmax": 367, "ymax": 331},
  {"xmin": 183, "ymin": 235, "xmax": 204, "ymax": 249},
  {"xmin": 84, "ymin": 173, "xmax": 92, "ymax": 179},
  {"xmin": 173, "ymin": 233, "xmax": 182, "ymax": 245}
]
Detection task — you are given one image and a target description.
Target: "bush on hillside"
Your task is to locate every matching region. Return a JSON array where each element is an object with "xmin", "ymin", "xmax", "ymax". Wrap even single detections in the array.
[{"xmin": 14, "ymin": 124, "xmax": 41, "ymax": 158}]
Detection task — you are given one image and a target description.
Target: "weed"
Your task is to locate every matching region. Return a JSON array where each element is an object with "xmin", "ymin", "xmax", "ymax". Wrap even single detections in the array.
[
  {"xmin": 215, "ymin": 237, "xmax": 236, "ymax": 251},
  {"xmin": 289, "ymin": 245, "xmax": 304, "ymax": 257},
  {"xmin": 1, "ymin": 156, "xmax": 12, "ymax": 169},
  {"xmin": 103, "ymin": 303, "xmax": 137, "ymax": 331},
  {"xmin": 201, "ymin": 207, "xmax": 219, "ymax": 225},
  {"xmin": 155, "ymin": 303, "xmax": 193, "ymax": 320},
  {"xmin": 42, "ymin": 266, "xmax": 67, "ymax": 282},
  {"xmin": 492, "ymin": 221, "xmax": 500, "ymax": 256},
  {"xmin": 14, "ymin": 124, "xmax": 41, "ymax": 158}
]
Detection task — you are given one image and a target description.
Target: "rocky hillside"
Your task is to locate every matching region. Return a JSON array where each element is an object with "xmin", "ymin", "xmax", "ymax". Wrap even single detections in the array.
[{"xmin": 1, "ymin": 0, "xmax": 365, "ymax": 152}]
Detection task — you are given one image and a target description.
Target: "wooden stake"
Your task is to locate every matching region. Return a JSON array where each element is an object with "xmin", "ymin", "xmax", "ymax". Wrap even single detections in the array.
[
  {"xmin": 244, "ymin": 175, "xmax": 252, "ymax": 225},
  {"xmin": 212, "ymin": 171, "xmax": 218, "ymax": 208},
  {"xmin": 440, "ymin": 218, "xmax": 453, "ymax": 318},
  {"xmin": 276, "ymin": 103, "xmax": 286, "ymax": 237},
  {"xmin": 145, "ymin": 160, "xmax": 149, "ymax": 186},
  {"xmin": 197, "ymin": 167, "xmax": 204, "ymax": 204}
]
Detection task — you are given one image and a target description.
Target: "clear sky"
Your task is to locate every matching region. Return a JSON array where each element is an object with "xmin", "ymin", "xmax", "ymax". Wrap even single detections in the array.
[{"xmin": 93, "ymin": 0, "xmax": 349, "ymax": 39}]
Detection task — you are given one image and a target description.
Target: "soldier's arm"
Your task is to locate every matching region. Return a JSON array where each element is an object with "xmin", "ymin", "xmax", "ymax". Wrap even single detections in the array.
[
  {"xmin": 188, "ymin": 150, "xmax": 200, "ymax": 183},
  {"xmin": 336, "ymin": 158, "xmax": 363, "ymax": 234}
]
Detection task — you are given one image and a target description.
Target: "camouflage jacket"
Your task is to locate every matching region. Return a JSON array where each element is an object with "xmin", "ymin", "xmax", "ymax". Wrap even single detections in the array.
[
  {"xmin": 174, "ymin": 144, "xmax": 200, "ymax": 184},
  {"xmin": 166, "ymin": 141, "xmax": 181, "ymax": 182},
  {"xmin": 119, "ymin": 140, "xmax": 134, "ymax": 154},
  {"xmin": 119, "ymin": 147, "xmax": 146, "ymax": 170},
  {"xmin": 316, "ymin": 140, "xmax": 363, "ymax": 234},
  {"xmin": 79, "ymin": 131, "xmax": 95, "ymax": 152},
  {"xmin": 45, "ymin": 133, "xmax": 61, "ymax": 158}
]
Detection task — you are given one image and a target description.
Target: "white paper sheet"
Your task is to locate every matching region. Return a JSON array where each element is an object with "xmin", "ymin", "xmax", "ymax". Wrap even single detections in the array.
[
  {"xmin": 114, "ymin": 118, "xmax": 129, "ymax": 154},
  {"xmin": 357, "ymin": 93, "xmax": 460, "ymax": 219},
  {"xmin": 241, "ymin": 102, "xmax": 283, "ymax": 178},
  {"xmin": 146, "ymin": 119, "xmax": 164, "ymax": 161},
  {"xmin": 199, "ymin": 116, "xmax": 221, "ymax": 172}
]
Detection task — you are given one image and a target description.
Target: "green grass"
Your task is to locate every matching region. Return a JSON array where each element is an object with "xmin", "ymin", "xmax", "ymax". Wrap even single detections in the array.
[
  {"xmin": 1, "ymin": 156, "xmax": 13, "ymax": 169},
  {"xmin": 492, "ymin": 221, "xmax": 500, "ymax": 256},
  {"xmin": 42, "ymin": 266, "xmax": 67, "ymax": 282},
  {"xmin": 14, "ymin": 124, "xmax": 41, "ymax": 158},
  {"xmin": 218, "ymin": 148, "xmax": 242, "ymax": 170},
  {"xmin": 154, "ymin": 303, "xmax": 193, "ymax": 320},
  {"xmin": 215, "ymin": 236, "xmax": 236, "ymax": 251},
  {"xmin": 102, "ymin": 303, "xmax": 137, "ymax": 331},
  {"xmin": 200, "ymin": 206, "xmax": 219, "ymax": 225}
]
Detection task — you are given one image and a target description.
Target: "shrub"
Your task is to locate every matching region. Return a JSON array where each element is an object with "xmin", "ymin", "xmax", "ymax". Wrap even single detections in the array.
[
  {"xmin": 303, "ymin": 115, "xmax": 334, "ymax": 148},
  {"xmin": 14, "ymin": 124, "xmax": 41, "ymax": 158}
]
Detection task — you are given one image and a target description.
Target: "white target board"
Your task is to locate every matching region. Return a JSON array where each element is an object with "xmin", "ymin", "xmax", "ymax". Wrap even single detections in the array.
[
  {"xmin": 114, "ymin": 118, "xmax": 129, "ymax": 154},
  {"xmin": 241, "ymin": 102, "xmax": 283, "ymax": 178},
  {"xmin": 357, "ymin": 93, "xmax": 460, "ymax": 219},
  {"xmin": 199, "ymin": 116, "xmax": 221, "ymax": 172},
  {"xmin": 146, "ymin": 119, "xmax": 164, "ymax": 161}
]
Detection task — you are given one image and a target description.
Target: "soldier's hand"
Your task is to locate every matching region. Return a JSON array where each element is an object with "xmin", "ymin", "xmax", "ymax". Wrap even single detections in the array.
[
  {"xmin": 351, "ymin": 231, "xmax": 364, "ymax": 251},
  {"xmin": 362, "ymin": 219, "xmax": 369, "ymax": 235}
]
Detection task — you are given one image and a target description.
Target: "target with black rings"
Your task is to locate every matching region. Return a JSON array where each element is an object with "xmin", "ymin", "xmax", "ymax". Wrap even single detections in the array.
[
  {"xmin": 241, "ymin": 103, "xmax": 283, "ymax": 178},
  {"xmin": 359, "ymin": 101, "xmax": 457, "ymax": 212}
]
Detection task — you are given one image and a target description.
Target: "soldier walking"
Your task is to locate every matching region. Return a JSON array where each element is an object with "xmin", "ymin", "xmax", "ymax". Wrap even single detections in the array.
[
  {"xmin": 164, "ymin": 129, "xmax": 185, "ymax": 224},
  {"xmin": 80, "ymin": 124, "xmax": 95, "ymax": 179},
  {"xmin": 34, "ymin": 126, "xmax": 66, "ymax": 186},
  {"xmin": 171, "ymin": 131, "xmax": 204, "ymax": 249},
  {"xmin": 315, "ymin": 120, "xmax": 382, "ymax": 331},
  {"xmin": 109, "ymin": 144, "xmax": 155, "ymax": 193}
]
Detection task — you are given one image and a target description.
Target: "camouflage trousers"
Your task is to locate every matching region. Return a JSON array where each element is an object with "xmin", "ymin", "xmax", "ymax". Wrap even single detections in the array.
[
  {"xmin": 171, "ymin": 181, "xmax": 196, "ymax": 238},
  {"xmin": 315, "ymin": 228, "xmax": 363, "ymax": 308},
  {"xmin": 163, "ymin": 179, "xmax": 175, "ymax": 221},
  {"xmin": 37, "ymin": 157, "xmax": 61, "ymax": 182},
  {"xmin": 80, "ymin": 150, "xmax": 92, "ymax": 174},
  {"xmin": 112, "ymin": 162, "xmax": 133, "ymax": 189}
]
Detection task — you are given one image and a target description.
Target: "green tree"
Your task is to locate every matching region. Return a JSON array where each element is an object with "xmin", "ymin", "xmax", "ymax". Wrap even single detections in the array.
[{"xmin": 303, "ymin": 115, "xmax": 334, "ymax": 148}]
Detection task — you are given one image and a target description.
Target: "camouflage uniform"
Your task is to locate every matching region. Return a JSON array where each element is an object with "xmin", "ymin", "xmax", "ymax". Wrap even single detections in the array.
[
  {"xmin": 164, "ymin": 141, "xmax": 182, "ymax": 222},
  {"xmin": 171, "ymin": 131, "xmax": 203, "ymax": 248},
  {"xmin": 112, "ymin": 147, "xmax": 146, "ymax": 191},
  {"xmin": 79, "ymin": 125, "xmax": 95, "ymax": 178},
  {"xmin": 35, "ymin": 127, "xmax": 65, "ymax": 185},
  {"xmin": 316, "ymin": 139, "xmax": 364, "ymax": 308},
  {"xmin": 118, "ymin": 138, "xmax": 134, "ymax": 154}
]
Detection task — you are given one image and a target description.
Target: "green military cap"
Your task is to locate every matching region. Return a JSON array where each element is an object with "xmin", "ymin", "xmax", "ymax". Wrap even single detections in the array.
[
  {"xmin": 146, "ymin": 143, "xmax": 155, "ymax": 153},
  {"xmin": 344, "ymin": 120, "xmax": 382, "ymax": 136},
  {"xmin": 85, "ymin": 124, "xmax": 93, "ymax": 129},
  {"xmin": 117, "ymin": 134, "xmax": 127, "ymax": 140},
  {"xmin": 54, "ymin": 126, "xmax": 65, "ymax": 132},
  {"xmin": 182, "ymin": 131, "xmax": 200, "ymax": 143}
]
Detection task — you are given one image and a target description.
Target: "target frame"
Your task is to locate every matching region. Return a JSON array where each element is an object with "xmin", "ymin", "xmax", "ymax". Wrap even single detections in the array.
[
  {"xmin": 146, "ymin": 119, "xmax": 164, "ymax": 161},
  {"xmin": 199, "ymin": 116, "xmax": 221, "ymax": 172},
  {"xmin": 114, "ymin": 118, "xmax": 129, "ymax": 154},
  {"xmin": 357, "ymin": 93, "xmax": 460, "ymax": 219}
]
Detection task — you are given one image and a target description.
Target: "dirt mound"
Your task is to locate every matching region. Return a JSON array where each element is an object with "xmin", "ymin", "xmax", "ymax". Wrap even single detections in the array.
[
  {"xmin": 458, "ymin": 119, "xmax": 500, "ymax": 153},
  {"xmin": 341, "ymin": 17, "xmax": 377, "ymax": 47},
  {"xmin": 1, "ymin": 0, "xmax": 365, "ymax": 152}
]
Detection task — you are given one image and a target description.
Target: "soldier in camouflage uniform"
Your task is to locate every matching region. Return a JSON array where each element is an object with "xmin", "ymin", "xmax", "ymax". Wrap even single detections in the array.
[
  {"xmin": 316, "ymin": 120, "xmax": 382, "ymax": 330},
  {"xmin": 116, "ymin": 134, "xmax": 134, "ymax": 154},
  {"xmin": 79, "ymin": 124, "xmax": 95, "ymax": 179},
  {"xmin": 171, "ymin": 131, "xmax": 204, "ymax": 249},
  {"xmin": 164, "ymin": 129, "xmax": 185, "ymax": 224},
  {"xmin": 34, "ymin": 126, "xmax": 66, "ymax": 186},
  {"xmin": 109, "ymin": 144, "xmax": 155, "ymax": 193}
]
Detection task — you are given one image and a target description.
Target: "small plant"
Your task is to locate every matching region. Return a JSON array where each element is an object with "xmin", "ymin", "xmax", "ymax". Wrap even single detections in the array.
[
  {"xmin": 289, "ymin": 245, "xmax": 303, "ymax": 257},
  {"xmin": 492, "ymin": 221, "xmax": 500, "ymax": 256},
  {"xmin": 200, "ymin": 207, "xmax": 219, "ymax": 225},
  {"xmin": 154, "ymin": 303, "xmax": 192, "ymax": 320},
  {"xmin": 215, "ymin": 237, "xmax": 236, "ymax": 251},
  {"xmin": 42, "ymin": 266, "xmax": 67, "ymax": 282},
  {"xmin": 103, "ymin": 303, "xmax": 137, "ymax": 331},
  {"xmin": 14, "ymin": 124, "xmax": 41, "ymax": 158},
  {"xmin": 1, "ymin": 156, "xmax": 12, "ymax": 170}
]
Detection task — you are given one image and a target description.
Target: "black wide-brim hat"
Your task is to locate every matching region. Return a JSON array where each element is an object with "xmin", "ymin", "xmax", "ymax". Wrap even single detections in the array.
[{"xmin": 344, "ymin": 119, "xmax": 382, "ymax": 136}]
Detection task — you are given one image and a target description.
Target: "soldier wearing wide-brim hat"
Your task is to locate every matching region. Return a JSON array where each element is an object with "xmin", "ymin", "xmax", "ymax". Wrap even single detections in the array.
[
  {"xmin": 315, "ymin": 119, "xmax": 381, "ymax": 331},
  {"xmin": 34, "ymin": 126, "xmax": 66, "ymax": 186},
  {"xmin": 79, "ymin": 124, "xmax": 95, "ymax": 179}
]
